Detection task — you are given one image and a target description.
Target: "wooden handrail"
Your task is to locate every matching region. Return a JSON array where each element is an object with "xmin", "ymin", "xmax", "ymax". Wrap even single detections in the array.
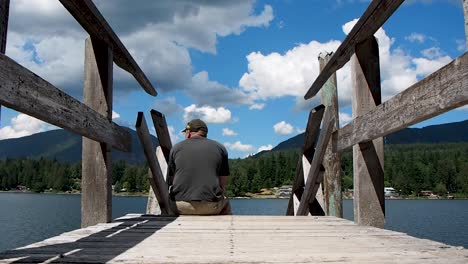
[
  {"xmin": 0, "ymin": 53, "xmax": 131, "ymax": 152},
  {"xmin": 304, "ymin": 0, "xmax": 403, "ymax": 100},
  {"xmin": 334, "ymin": 51, "xmax": 468, "ymax": 152},
  {"xmin": 59, "ymin": 0, "xmax": 157, "ymax": 96}
]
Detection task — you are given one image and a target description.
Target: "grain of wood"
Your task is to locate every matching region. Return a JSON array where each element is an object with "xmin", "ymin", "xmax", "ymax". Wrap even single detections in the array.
[
  {"xmin": 319, "ymin": 53, "xmax": 342, "ymax": 217},
  {"xmin": 2, "ymin": 214, "xmax": 468, "ymax": 264},
  {"xmin": 351, "ymin": 49, "xmax": 385, "ymax": 228},
  {"xmin": 81, "ymin": 37, "xmax": 113, "ymax": 228}
]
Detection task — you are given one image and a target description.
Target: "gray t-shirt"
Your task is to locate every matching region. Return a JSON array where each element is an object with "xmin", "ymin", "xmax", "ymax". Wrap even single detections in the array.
[{"xmin": 167, "ymin": 136, "xmax": 229, "ymax": 202}]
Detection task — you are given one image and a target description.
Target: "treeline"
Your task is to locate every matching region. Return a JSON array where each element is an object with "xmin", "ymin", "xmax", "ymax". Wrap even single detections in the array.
[
  {"xmin": 0, "ymin": 159, "xmax": 149, "ymax": 193},
  {"xmin": 227, "ymin": 143, "xmax": 468, "ymax": 197},
  {"xmin": 1, "ymin": 143, "xmax": 467, "ymax": 197}
]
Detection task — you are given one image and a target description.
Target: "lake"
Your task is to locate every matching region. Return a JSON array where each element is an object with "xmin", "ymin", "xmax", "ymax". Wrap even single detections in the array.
[{"xmin": 0, "ymin": 192, "xmax": 467, "ymax": 252}]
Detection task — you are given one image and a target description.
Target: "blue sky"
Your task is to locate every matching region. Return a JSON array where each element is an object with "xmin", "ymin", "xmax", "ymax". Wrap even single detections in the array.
[{"xmin": 1, "ymin": 0, "xmax": 467, "ymax": 158}]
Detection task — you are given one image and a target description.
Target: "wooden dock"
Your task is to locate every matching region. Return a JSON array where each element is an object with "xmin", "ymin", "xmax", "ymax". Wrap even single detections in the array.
[{"xmin": 1, "ymin": 214, "xmax": 467, "ymax": 263}]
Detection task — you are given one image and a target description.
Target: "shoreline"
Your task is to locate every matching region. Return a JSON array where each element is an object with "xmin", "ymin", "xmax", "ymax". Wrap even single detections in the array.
[{"xmin": 1, "ymin": 190, "xmax": 467, "ymax": 200}]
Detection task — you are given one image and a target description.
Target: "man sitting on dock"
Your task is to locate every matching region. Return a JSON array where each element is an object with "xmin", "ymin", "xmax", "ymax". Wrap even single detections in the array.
[{"xmin": 167, "ymin": 119, "xmax": 231, "ymax": 215}]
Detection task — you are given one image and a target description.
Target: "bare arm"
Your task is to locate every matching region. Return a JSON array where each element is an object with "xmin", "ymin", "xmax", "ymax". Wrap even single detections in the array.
[{"xmin": 219, "ymin": 176, "xmax": 229, "ymax": 193}]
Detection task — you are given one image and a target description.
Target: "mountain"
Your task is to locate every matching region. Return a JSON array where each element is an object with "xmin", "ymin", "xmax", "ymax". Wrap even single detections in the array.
[
  {"xmin": 272, "ymin": 120, "xmax": 468, "ymax": 151},
  {"xmin": 0, "ymin": 128, "xmax": 158, "ymax": 164}
]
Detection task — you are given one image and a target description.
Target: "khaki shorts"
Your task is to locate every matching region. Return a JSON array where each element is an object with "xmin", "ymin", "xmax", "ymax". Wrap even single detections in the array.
[{"xmin": 176, "ymin": 198, "xmax": 232, "ymax": 215}]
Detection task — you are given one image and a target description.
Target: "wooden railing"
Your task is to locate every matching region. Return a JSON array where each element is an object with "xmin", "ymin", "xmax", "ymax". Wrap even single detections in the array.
[
  {"xmin": 2, "ymin": 0, "xmax": 467, "ymax": 228},
  {"xmin": 290, "ymin": 0, "xmax": 468, "ymax": 228},
  {"xmin": 0, "ymin": 0, "xmax": 158, "ymax": 227}
]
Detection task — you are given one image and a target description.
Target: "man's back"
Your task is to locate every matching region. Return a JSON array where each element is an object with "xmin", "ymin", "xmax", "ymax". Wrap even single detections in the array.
[{"xmin": 168, "ymin": 136, "xmax": 229, "ymax": 202}]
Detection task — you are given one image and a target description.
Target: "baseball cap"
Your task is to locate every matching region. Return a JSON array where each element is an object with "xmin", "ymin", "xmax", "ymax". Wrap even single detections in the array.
[{"xmin": 182, "ymin": 119, "xmax": 208, "ymax": 133}]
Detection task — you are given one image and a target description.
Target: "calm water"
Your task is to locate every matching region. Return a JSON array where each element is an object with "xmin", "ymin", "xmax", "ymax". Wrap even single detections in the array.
[{"xmin": 0, "ymin": 193, "xmax": 467, "ymax": 252}]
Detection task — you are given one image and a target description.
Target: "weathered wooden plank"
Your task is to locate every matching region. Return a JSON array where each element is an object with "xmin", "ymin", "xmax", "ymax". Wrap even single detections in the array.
[
  {"xmin": 286, "ymin": 105, "xmax": 325, "ymax": 215},
  {"xmin": 146, "ymin": 110, "xmax": 172, "ymax": 214},
  {"xmin": 58, "ymin": 0, "xmax": 157, "ymax": 96},
  {"xmin": 146, "ymin": 147, "xmax": 166, "ymax": 215},
  {"xmin": 0, "ymin": 0, "xmax": 8, "ymax": 54},
  {"xmin": 150, "ymin": 110, "xmax": 172, "ymax": 161},
  {"xmin": 295, "ymin": 155, "xmax": 326, "ymax": 216},
  {"xmin": 135, "ymin": 112, "xmax": 176, "ymax": 216},
  {"xmin": 464, "ymin": 0, "xmax": 468, "ymax": 50},
  {"xmin": 0, "ymin": 53, "xmax": 131, "ymax": 151},
  {"xmin": 0, "ymin": 0, "xmax": 10, "ymax": 126},
  {"xmin": 4, "ymin": 215, "xmax": 468, "ymax": 264},
  {"xmin": 334, "ymin": 51, "xmax": 468, "ymax": 152},
  {"xmin": 81, "ymin": 37, "xmax": 113, "ymax": 228},
  {"xmin": 297, "ymin": 108, "xmax": 335, "ymax": 215},
  {"xmin": 304, "ymin": 0, "xmax": 404, "ymax": 99},
  {"xmin": 319, "ymin": 53, "xmax": 342, "ymax": 218},
  {"xmin": 351, "ymin": 52, "xmax": 384, "ymax": 228},
  {"xmin": 359, "ymin": 141, "xmax": 385, "ymax": 215}
]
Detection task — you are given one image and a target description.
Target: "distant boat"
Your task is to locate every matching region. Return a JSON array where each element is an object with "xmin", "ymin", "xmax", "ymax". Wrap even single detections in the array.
[{"xmin": 384, "ymin": 187, "xmax": 398, "ymax": 198}]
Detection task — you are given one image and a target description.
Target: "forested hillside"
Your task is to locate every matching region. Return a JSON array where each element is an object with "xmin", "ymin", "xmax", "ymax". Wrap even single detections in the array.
[{"xmin": 1, "ymin": 143, "xmax": 467, "ymax": 197}]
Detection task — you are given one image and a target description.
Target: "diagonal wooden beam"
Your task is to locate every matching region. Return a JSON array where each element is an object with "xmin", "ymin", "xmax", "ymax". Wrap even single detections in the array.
[
  {"xmin": 136, "ymin": 112, "xmax": 176, "ymax": 216},
  {"xmin": 147, "ymin": 110, "xmax": 173, "ymax": 215},
  {"xmin": 0, "ymin": 53, "xmax": 131, "ymax": 152},
  {"xmin": 355, "ymin": 36, "xmax": 381, "ymax": 106},
  {"xmin": 286, "ymin": 105, "xmax": 325, "ymax": 216},
  {"xmin": 304, "ymin": 0, "xmax": 403, "ymax": 100},
  {"xmin": 297, "ymin": 108, "xmax": 335, "ymax": 216},
  {"xmin": 150, "ymin": 110, "xmax": 172, "ymax": 162},
  {"xmin": 59, "ymin": 0, "xmax": 157, "ymax": 96},
  {"xmin": 334, "ymin": 51, "xmax": 468, "ymax": 152}
]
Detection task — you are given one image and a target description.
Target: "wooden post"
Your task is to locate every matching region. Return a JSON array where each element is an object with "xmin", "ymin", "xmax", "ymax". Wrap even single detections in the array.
[
  {"xmin": 146, "ymin": 110, "xmax": 173, "ymax": 214},
  {"xmin": 464, "ymin": 0, "xmax": 468, "ymax": 50},
  {"xmin": 81, "ymin": 36, "xmax": 113, "ymax": 228},
  {"xmin": 319, "ymin": 53, "xmax": 342, "ymax": 218},
  {"xmin": 0, "ymin": 0, "xmax": 10, "ymax": 125},
  {"xmin": 351, "ymin": 36, "xmax": 384, "ymax": 228}
]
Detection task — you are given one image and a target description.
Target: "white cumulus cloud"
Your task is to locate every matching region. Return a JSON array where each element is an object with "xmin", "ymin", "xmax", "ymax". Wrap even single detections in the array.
[
  {"xmin": 0, "ymin": 113, "xmax": 57, "ymax": 140},
  {"xmin": 406, "ymin": 33, "xmax": 426, "ymax": 43},
  {"xmin": 257, "ymin": 144, "xmax": 273, "ymax": 152},
  {"xmin": 239, "ymin": 40, "xmax": 341, "ymax": 100},
  {"xmin": 224, "ymin": 141, "xmax": 255, "ymax": 152},
  {"xmin": 249, "ymin": 103, "xmax": 265, "ymax": 110},
  {"xmin": 183, "ymin": 104, "xmax": 232, "ymax": 124},
  {"xmin": 239, "ymin": 18, "xmax": 454, "ymax": 112},
  {"xmin": 222, "ymin": 128, "xmax": 238, "ymax": 136},
  {"xmin": 273, "ymin": 121, "xmax": 294, "ymax": 135}
]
